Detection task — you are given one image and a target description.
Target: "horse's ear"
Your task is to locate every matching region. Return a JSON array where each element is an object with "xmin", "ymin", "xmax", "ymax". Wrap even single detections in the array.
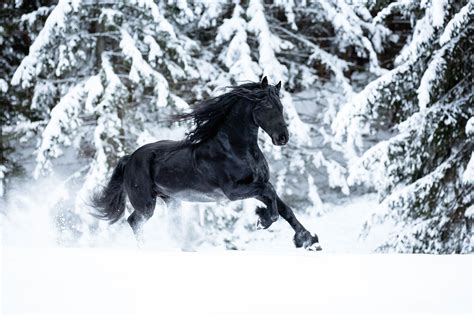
[
  {"xmin": 261, "ymin": 76, "xmax": 268, "ymax": 88},
  {"xmin": 276, "ymin": 81, "xmax": 281, "ymax": 91}
]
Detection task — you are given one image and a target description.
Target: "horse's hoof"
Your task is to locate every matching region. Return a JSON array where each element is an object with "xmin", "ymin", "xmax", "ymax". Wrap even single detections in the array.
[
  {"xmin": 306, "ymin": 242, "xmax": 323, "ymax": 251},
  {"xmin": 256, "ymin": 218, "xmax": 272, "ymax": 230},
  {"xmin": 294, "ymin": 231, "xmax": 320, "ymax": 249},
  {"xmin": 269, "ymin": 213, "xmax": 279, "ymax": 222}
]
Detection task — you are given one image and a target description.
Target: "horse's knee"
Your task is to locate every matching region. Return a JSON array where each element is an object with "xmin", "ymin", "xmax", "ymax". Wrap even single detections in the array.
[
  {"xmin": 127, "ymin": 211, "xmax": 143, "ymax": 235},
  {"xmin": 142, "ymin": 206, "xmax": 155, "ymax": 219},
  {"xmin": 128, "ymin": 199, "xmax": 155, "ymax": 227},
  {"xmin": 141, "ymin": 198, "xmax": 156, "ymax": 219}
]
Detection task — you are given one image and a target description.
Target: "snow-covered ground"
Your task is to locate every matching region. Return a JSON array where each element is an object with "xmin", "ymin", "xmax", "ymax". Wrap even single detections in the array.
[
  {"xmin": 2, "ymin": 248, "xmax": 472, "ymax": 315},
  {"xmin": 2, "ymin": 191, "xmax": 473, "ymax": 315},
  {"xmin": 242, "ymin": 194, "xmax": 392, "ymax": 253}
]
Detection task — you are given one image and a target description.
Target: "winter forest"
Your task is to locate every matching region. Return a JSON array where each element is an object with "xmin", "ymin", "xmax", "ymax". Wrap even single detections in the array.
[{"xmin": 1, "ymin": 0, "xmax": 473, "ymax": 254}]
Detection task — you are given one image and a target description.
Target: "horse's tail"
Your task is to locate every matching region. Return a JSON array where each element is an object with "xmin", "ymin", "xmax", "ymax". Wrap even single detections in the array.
[{"xmin": 91, "ymin": 155, "xmax": 131, "ymax": 223}]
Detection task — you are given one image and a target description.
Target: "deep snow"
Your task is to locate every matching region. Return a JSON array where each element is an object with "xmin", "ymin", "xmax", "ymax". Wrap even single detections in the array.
[
  {"xmin": 1, "ymin": 191, "xmax": 472, "ymax": 315},
  {"xmin": 2, "ymin": 248, "xmax": 472, "ymax": 315}
]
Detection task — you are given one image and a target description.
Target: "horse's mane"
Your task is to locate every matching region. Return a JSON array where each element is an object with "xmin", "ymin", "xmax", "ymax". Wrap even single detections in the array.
[{"xmin": 174, "ymin": 82, "xmax": 278, "ymax": 145}]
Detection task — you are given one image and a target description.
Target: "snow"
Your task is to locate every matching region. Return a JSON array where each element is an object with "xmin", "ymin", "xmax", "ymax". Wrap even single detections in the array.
[
  {"xmin": 170, "ymin": 93, "xmax": 189, "ymax": 110},
  {"xmin": 417, "ymin": 48, "xmax": 446, "ymax": 111},
  {"xmin": 120, "ymin": 29, "xmax": 169, "ymax": 108},
  {"xmin": 246, "ymin": 0, "xmax": 289, "ymax": 83},
  {"xmin": 373, "ymin": 0, "xmax": 410, "ymax": 25},
  {"xmin": 130, "ymin": 0, "xmax": 176, "ymax": 39},
  {"xmin": 216, "ymin": 3, "xmax": 260, "ymax": 82},
  {"xmin": 308, "ymin": 48, "xmax": 352, "ymax": 96},
  {"xmin": 346, "ymin": 140, "xmax": 389, "ymax": 189},
  {"xmin": 0, "ymin": 78, "xmax": 8, "ymax": 93},
  {"xmin": 120, "ymin": 30, "xmax": 151, "ymax": 84},
  {"xmin": 281, "ymin": 91, "xmax": 312, "ymax": 146},
  {"xmin": 418, "ymin": 1, "xmax": 472, "ymax": 112},
  {"xmin": 1, "ymin": 186, "xmax": 471, "ymax": 309},
  {"xmin": 430, "ymin": 0, "xmax": 448, "ymax": 28},
  {"xmin": 143, "ymin": 35, "xmax": 163, "ymax": 66},
  {"xmin": 465, "ymin": 115, "xmax": 474, "ymax": 185},
  {"xmin": 463, "ymin": 153, "xmax": 474, "ymax": 184},
  {"xmin": 0, "ymin": 165, "xmax": 7, "ymax": 197},
  {"xmin": 439, "ymin": 1, "xmax": 473, "ymax": 46},
  {"xmin": 84, "ymin": 75, "xmax": 104, "ymax": 113},
  {"xmin": 11, "ymin": 0, "xmax": 79, "ymax": 88},
  {"xmin": 34, "ymin": 82, "xmax": 85, "ymax": 178},
  {"xmin": 1, "ymin": 247, "xmax": 472, "ymax": 315},
  {"xmin": 20, "ymin": 5, "xmax": 53, "ymax": 28},
  {"xmin": 319, "ymin": 0, "xmax": 383, "ymax": 75},
  {"xmin": 466, "ymin": 205, "xmax": 474, "ymax": 217},
  {"xmin": 311, "ymin": 151, "xmax": 350, "ymax": 195},
  {"xmin": 394, "ymin": 6, "xmax": 435, "ymax": 65},
  {"xmin": 466, "ymin": 116, "xmax": 474, "ymax": 137},
  {"xmin": 196, "ymin": 1, "xmax": 224, "ymax": 28},
  {"xmin": 306, "ymin": 174, "xmax": 324, "ymax": 216},
  {"xmin": 170, "ymin": 0, "xmax": 194, "ymax": 24},
  {"xmin": 275, "ymin": 0, "xmax": 297, "ymax": 30}
]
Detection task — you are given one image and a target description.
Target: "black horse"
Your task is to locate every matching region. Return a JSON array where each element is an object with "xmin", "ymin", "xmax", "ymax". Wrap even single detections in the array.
[{"xmin": 92, "ymin": 77, "xmax": 321, "ymax": 250}]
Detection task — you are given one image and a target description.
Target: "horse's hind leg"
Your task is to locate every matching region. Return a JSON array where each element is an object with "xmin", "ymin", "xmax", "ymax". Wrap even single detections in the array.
[
  {"xmin": 127, "ymin": 200, "xmax": 156, "ymax": 245},
  {"xmin": 126, "ymin": 186, "xmax": 157, "ymax": 245}
]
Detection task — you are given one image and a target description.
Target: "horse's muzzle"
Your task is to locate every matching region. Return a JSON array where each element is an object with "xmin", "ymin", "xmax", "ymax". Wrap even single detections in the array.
[{"xmin": 272, "ymin": 132, "xmax": 289, "ymax": 146}]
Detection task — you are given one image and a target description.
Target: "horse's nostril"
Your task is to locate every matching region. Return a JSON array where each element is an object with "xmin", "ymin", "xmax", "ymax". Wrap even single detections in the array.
[{"xmin": 279, "ymin": 134, "xmax": 287, "ymax": 143}]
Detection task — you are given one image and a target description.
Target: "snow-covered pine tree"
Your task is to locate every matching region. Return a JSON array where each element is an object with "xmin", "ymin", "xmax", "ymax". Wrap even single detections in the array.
[
  {"xmin": 250, "ymin": 0, "xmax": 391, "ymax": 210},
  {"xmin": 333, "ymin": 0, "xmax": 473, "ymax": 253},
  {"xmin": 0, "ymin": 1, "xmax": 55, "ymax": 196}
]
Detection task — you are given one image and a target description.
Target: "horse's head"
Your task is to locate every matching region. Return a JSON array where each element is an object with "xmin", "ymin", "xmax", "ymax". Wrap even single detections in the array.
[{"xmin": 253, "ymin": 77, "xmax": 289, "ymax": 146}]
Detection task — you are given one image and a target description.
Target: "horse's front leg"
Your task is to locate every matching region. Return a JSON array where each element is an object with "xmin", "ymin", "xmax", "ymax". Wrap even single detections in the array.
[
  {"xmin": 276, "ymin": 196, "xmax": 322, "ymax": 251},
  {"xmin": 223, "ymin": 182, "xmax": 280, "ymax": 229}
]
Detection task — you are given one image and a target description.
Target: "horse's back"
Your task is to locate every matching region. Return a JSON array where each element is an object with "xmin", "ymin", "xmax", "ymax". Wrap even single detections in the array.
[
  {"xmin": 125, "ymin": 140, "xmax": 176, "ymax": 173},
  {"xmin": 123, "ymin": 140, "xmax": 184, "ymax": 195}
]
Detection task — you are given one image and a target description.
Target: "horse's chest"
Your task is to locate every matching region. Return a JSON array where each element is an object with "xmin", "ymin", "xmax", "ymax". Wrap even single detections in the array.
[
  {"xmin": 231, "ymin": 152, "xmax": 269, "ymax": 183},
  {"xmin": 195, "ymin": 144, "xmax": 269, "ymax": 183}
]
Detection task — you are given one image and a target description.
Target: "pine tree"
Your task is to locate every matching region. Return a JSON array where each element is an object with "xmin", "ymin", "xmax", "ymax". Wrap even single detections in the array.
[
  {"xmin": 333, "ymin": 0, "xmax": 473, "ymax": 253},
  {"xmin": 0, "ymin": 0, "xmax": 57, "ymax": 196}
]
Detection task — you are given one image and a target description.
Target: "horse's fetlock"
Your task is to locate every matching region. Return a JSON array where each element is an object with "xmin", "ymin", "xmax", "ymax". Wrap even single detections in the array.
[
  {"xmin": 269, "ymin": 211, "xmax": 279, "ymax": 222},
  {"xmin": 255, "ymin": 206, "xmax": 277, "ymax": 229}
]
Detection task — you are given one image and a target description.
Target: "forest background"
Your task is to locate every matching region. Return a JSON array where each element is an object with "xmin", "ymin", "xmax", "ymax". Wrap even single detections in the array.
[{"xmin": 1, "ymin": 0, "xmax": 472, "ymax": 253}]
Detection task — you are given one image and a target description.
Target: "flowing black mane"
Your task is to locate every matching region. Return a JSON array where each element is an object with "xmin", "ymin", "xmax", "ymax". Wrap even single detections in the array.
[{"xmin": 174, "ymin": 82, "xmax": 280, "ymax": 145}]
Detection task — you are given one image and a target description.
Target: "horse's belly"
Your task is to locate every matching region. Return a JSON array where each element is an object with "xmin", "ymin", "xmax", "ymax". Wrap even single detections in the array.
[{"xmin": 163, "ymin": 188, "xmax": 228, "ymax": 203}]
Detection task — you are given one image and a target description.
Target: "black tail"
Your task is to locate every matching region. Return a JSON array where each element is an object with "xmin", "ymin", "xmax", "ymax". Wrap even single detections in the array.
[{"xmin": 91, "ymin": 155, "xmax": 131, "ymax": 223}]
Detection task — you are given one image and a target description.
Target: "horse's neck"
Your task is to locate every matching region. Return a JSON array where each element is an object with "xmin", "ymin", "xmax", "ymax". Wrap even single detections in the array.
[{"xmin": 218, "ymin": 101, "xmax": 259, "ymax": 151}]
